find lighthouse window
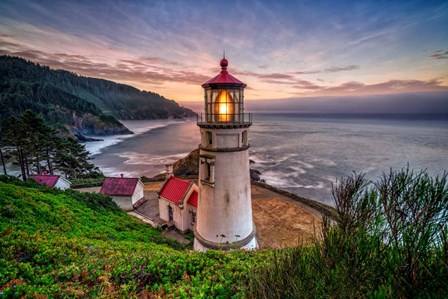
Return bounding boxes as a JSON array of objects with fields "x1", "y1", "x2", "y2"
[
  {"x1": 205, "y1": 162, "x2": 211, "y2": 180},
  {"x1": 206, "y1": 131, "x2": 213, "y2": 146},
  {"x1": 200, "y1": 155, "x2": 215, "y2": 185}
]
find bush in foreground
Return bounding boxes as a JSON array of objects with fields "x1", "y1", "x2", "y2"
[{"x1": 249, "y1": 169, "x2": 448, "y2": 298}]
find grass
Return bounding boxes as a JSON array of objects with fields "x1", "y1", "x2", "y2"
[{"x1": 0, "y1": 176, "x2": 268, "y2": 297}]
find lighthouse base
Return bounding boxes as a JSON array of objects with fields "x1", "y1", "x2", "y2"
[{"x1": 193, "y1": 227, "x2": 258, "y2": 251}]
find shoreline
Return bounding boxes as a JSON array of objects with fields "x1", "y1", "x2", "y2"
[{"x1": 84, "y1": 119, "x2": 187, "y2": 156}]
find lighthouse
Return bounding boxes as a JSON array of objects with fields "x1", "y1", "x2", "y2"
[{"x1": 194, "y1": 56, "x2": 257, "y2": 251}]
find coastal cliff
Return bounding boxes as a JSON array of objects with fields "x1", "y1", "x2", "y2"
[{"x1": 0, "y1": 56, "x2": 196, "y2": 137}]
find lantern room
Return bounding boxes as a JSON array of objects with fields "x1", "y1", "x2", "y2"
[{"x1": 198, "y1": 56, "x2": 252, "y2": 126}]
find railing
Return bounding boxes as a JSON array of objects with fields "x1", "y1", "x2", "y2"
[{"x1": 197, "y1": 113, "x2": 252, "y2": 126}]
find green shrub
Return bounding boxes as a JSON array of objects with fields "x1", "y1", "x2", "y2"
[{"x1": 248, "y1": 168, "x2": 448, "y2": 298}]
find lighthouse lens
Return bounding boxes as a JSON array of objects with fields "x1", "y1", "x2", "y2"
[{"x1": 215, "y1": 90, "x2": 234, "y2": 122}]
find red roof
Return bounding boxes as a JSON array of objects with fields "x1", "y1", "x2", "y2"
[
  {"x1": 158, "y1": 176, "x2": 191, "y2": 205},
  {"x1": 202, "y1": 58, "x2": 246, "y2": 88},
  {"x1": 100, "y1": 177, "x2": 139, "y2": 196},
  {"x1": 187, "y1": 190, "x2": 198, "y2": 208},
  {"x1": 29, "y1": 175, "x2": 60, "y2": 187}
]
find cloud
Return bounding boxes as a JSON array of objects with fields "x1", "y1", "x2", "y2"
[
  {"x1": 293, "y1": 70, "x2": 321, "y2": 75},
  {"x1": 324, "y1": 65, "x2": 360, "y2": 72},
  {"x1": 430, "y1": 50, "x2": 448, "y2": 60},
  {"x1": 233, "y1": 65, "x2": 359, "y2": 87},
  {"x1": 2, "y1": 39, "x2": 446, "y2": 99},
  {"x1": 0, "y1": 40, "x2": 210, "y2": 86},
  {"x1": 246, "y1": 91, "x2": 448, "y2": 114},
  {"x1": 309, "y1": 79, "x2": 448, "y2": 96}
]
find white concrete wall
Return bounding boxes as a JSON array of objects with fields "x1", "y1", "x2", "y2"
[
  {"x1": 159, "y1": 198, "x2": 187, "y2": 232},
  {"x1": 200, "y1": 127, "x2": 248, "y2": 149},
  {"x1": 176, "y1": 208, "x2": 187, "y2": 232},
  {"x1": 196, "y1": 127, "x2": 256, "y2": 249},
  {"x1": 187, "y1": 206, "x2": 197, "y2": 231},
  {"x1": 131, "y1": 181, "x2": 145, "y2": 205},
  {"x1": 159, "y1": 198, "x2": 169, "y2": 222},
  {"x1": 111, "y1": 195, "x2": 133, "y2": 211},
  {"x1": 181, "y1": 185, "x2": 198, "y2": 232}
]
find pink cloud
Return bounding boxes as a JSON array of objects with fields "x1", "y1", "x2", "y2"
[{"x1": 430, "y1": 50, "x2": 448, "y2": 60}]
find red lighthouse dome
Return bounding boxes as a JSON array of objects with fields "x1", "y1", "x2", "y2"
[{"x1": 202, "y1": 57, "x2": 246, "y2": 88}]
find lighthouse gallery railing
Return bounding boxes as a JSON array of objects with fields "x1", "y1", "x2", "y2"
[{"x1": 196, "y1": 113, "x2": 252, "y2": 126}]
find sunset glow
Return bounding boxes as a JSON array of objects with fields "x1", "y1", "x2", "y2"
[{"x1": 0, "y1": 0, "x2": 447, "y2": 103}]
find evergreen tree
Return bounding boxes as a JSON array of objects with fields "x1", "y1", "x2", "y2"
[
  {"x1": 53, "y1": 137, "x2": 101, "y2": 179},
  {"x1": 3, "y1": 116, "x2": 28, "y2": 179},
  {"x1": 2, "y1": 110, "x2": 102, "y2": 180}
]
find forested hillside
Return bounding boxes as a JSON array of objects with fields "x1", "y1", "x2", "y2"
[{"x1": 0, "y1": 56, "x2": 195, "y2": 136}]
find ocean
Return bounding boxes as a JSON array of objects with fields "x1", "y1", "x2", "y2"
[{"x1": 87, "y1": 114, "x2": 448, "y2": 206}]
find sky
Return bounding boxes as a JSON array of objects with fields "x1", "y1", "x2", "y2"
[{"x1": 0, "y1": 0, "x2": 447, "y2": 104}]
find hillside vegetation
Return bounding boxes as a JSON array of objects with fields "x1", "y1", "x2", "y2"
[
  {"x1": 0, "y1": 176, "x2": 266, "y2": 297},
  {"x1": 1, "y1": 168, "x2": 447, "y2": 298},
  {"x1": 0, "y1": 56, "x2": 195, "y2": 135}
]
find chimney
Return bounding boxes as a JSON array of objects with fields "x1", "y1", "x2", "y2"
[
  {"x1": 120, "y1": 173, "x2": 124, "y2": 178},
  {"x1": 165, "y1": 164, "x2": 173, "y2": 179}
]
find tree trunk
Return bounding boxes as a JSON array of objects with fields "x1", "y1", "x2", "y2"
[
  {"x1": 36, "y1": 155, "x2": 41, "y2": 174},
  {"x1": 46, "y1": 148, "x2": 53, "y2": 174},
  {"x1": 0, "y1": 148, "x2": 7, "y2": 175},
  {"x1": 24, "y1": 151, "x2": 30, "y2": 177},
  {"x1": 18, "y1": 148, "x2": 26, "y2": 180}
]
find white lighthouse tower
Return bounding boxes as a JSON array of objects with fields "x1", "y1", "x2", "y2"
[{"x1": 194, "y1": 56, "x2": 257, "y2": 251}]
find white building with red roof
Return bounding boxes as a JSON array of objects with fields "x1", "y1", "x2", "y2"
[
  {"x1": 29, "y1": 174, "x2": 71, "y2": 190},
  {"x1": 157, "y1": 176, "x2": 198, "y2": 233},
  {"x1": 100, "y1": 174, "x2": 145, "y2": 211}
]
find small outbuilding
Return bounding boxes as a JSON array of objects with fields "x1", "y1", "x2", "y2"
[
  {"x1": 29, "y1": 174, "x2": 71, "y2": 190},
  {"x1": 100, "y1": 174, "x2": 145, "y2": 211},
  {"x1": 158, "y1": 176, "x2": 198, "y2": 233}
]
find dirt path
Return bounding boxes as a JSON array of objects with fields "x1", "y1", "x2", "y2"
[{"x1": 251, "y1": 185, "x2": 322, "y2": 249}]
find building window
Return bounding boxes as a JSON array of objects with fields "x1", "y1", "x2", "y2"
[
  {"x1": 200, "y1": 156, "x2": 215, "y2": 185},
  {"x1": 242, "y1": 130, "x2": 248, "y2": 146},
  {"x1": 191, "y1": 211, "x2": 196, "y2": 224},
  {"x1": 168, "y1": 205, "x2": 173, "y2": 222},
  {"x1": 206, "y1": 131, "x2": 213, "y2": 146}
]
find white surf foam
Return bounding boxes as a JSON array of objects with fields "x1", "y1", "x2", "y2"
[{"x1": 84, "y1": 120, "x2": 182, "y2": 156}]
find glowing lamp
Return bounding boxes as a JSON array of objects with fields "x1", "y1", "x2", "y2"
[{"x1": 215, "y1": 90, "x2": 234, "y2": 122}]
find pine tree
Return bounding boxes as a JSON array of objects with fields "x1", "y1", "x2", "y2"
[
  {"x1": 2, "y1": 116, "x2": 27, "y2": 179},
  {"x1": 2, "y1": 110, "x2": 102, "y2": 180},
  {"x1": 53, "y1": 137, "x2": 101, "y2": 179}
]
